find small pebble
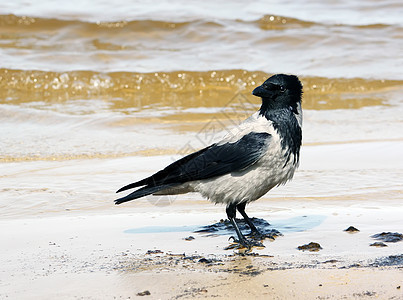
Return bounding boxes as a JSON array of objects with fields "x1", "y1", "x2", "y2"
[
  {"x1": 344, "y1": 226, "x2": 360, "y2": 233},
  {"x1": 198, "y1": 258, "x2": 212, "y2": 264},
  {"x1": 146, "y1": 249, "x2": 163, "y2": 254},
  {"x1": 297, "y1": 242, "x2": 322, "y2": 252},
  {"x1": 369, "y1": 242, "x2": 388, "y2": 247},
  {"x1": 323, "y1": 259, "x2": 338, "y2": 264},
  {"x1": 184, "y1": 236, "x2": 195, "y2": 241},
  {"x1": 136, "y1": 290, "x2": 151, "y2": 296}
]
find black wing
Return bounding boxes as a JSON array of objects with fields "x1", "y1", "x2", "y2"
[{"x1": 115, "y1": 132, "x2": 271, "y2": 204}]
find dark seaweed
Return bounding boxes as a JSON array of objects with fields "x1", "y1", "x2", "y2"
[
  {"x1": 371, "y1": 232, "x2": 403, "y2": 243},
  {"x1": 369, "y1": 255, "x2": 403, "y2": 267},
  {"x1": 194, "y1": 217, "x2": 282, "y2": 240}
]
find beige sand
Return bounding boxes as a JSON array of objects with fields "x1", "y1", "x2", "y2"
[{"x1": 2, "y1": 253, "x2": 402, "y2": 299}]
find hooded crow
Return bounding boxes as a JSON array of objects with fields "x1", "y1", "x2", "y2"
[{"x1": 115, "y1": 74, "x2": 303, "y2": 250}]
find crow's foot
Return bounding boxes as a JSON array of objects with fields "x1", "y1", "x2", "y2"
[{"x1": 224, "y1": 236, "x2": 265, "y2": 253}]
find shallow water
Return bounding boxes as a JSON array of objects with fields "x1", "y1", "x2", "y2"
[{"x1": 1, "y1": 0, "x2": 403, "y2": 219}]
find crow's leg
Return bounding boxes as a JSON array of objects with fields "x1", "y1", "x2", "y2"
[
  {"x1": 237, "y1": 202, "x2": 273, "y2": 241},
  {"x1": 236, "y1": 202, "x2": 258, "y2": 234},
  {"x1": 226, "y1": 203, "x2": 249, "y2": 248},
  {"x1": 226, "y1": 203, "x2": 264, "y2": 250}
]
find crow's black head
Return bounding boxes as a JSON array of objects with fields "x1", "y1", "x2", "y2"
[{"x1": 252, "y1": 74, "x2": 302, "y2": 111}]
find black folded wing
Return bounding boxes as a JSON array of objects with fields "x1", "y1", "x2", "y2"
[{"x1": 115, "y1": 131, "x2": 271, "y2": 204}]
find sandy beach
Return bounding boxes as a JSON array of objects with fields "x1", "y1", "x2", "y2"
[{"x1": 1, "y1": 197, "x2": 402, "y2": 299}]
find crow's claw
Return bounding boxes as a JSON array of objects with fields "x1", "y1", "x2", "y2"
[{"x1": 225, "y1": 237, "x2": 265, "y2": 252}]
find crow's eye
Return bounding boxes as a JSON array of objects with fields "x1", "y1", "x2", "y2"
[{"x1": 279, "y1": 85, "x2": 285, "y2": 92}]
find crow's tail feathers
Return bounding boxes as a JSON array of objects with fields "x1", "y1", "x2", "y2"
[
  {"x1": 116, "y1": 178, "x2": 149, "y2": 193},
  {"x1": 114, "y1": 184, "x2": 174, "y2": 205}
]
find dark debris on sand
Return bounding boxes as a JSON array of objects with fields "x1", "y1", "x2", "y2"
[
  {"x1": 370, "y1": 242, "x2": 388, "y2": 247},
  {"x1": 174, "y1": 287, "x2": 209, "y2": 299},
  {"x1": 146, "y1": 249, "x2": 164, "y2": 255},
  {"x1": 371, "y1": 232, "x2": 403, "y2": 243},
  {"x1": 297, "y1": 242, "x2": 322, "y2": 252},
  {"x1": 344, "y1": 226, "x2": 360, "y2": 233},
  {"x1": 194, "y1": 217, "x2": 282, "y2": 241},
  {"x1": 369, "y1": 254, "x2": 403, "y2": 267},
  {"x1": 137, "y1": 290, "x2": 151, "y2": 296}
]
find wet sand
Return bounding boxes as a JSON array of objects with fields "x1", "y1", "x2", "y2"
[{"x1": 1, "y1": 197, "x2": 402, "y2": 299}]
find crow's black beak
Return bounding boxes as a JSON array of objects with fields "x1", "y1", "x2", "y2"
[{"x1": 252, "y1": 86, "x2": 267, "y2": 98}]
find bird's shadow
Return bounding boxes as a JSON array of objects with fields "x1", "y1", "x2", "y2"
[{"x1": 124, "y1": 215, "x2": 326, "y2": 237}]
